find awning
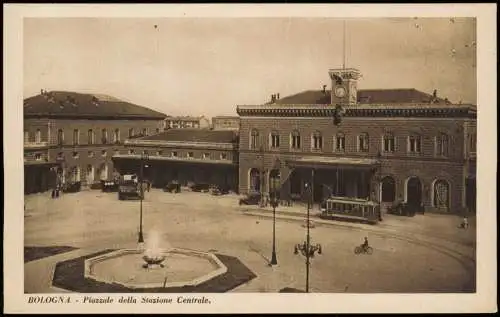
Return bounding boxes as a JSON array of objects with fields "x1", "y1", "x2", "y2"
[{"x1": 286, "y1": 156, "x2": 379, "y2": 169}]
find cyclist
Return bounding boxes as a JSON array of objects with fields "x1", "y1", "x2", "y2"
[{"x1": 361, "y1": 237, "x2": 369, "y2": 251}]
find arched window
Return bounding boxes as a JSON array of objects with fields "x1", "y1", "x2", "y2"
[
  {"x1": 250, "y1": 129, "x2": 259, "y2": 150},
  {"x1": 129, "y1": 128, "x2": 135, "y2": 138},
  {"x1": 101, "y1": 129, "x2": 108, "y2": 144},
  {"x1": 270, "y1": 130, "x2": 280, "y2": 149},
  {"x1": 358, "y1": 133, "x2": 369, "y2": 152},
  {"x1": 381, "y1": 176, "x2": 396, "y2": 203},
  {"x1": 249, "y1": 168, "x2": 261, "y2": 192},
  {"x1": 312, "y1": 131, "x2": 323, "y2": 150},
  {"x1": 57, "y1": 129, "x2": 64, "y2": 145},
  {"x1": 433, "y1": 179, "x2": 450, "y2": 209},
  {"x1": 88, "y1": 129, "x2": 94, "y2": 145},
  {"x1": 408, "y1": 133, "x2": 422, "y2": 153},
  {"x1": 335, "y1": 133, "x2": 345, "y2": 152},
  {"x1": 436, "y1": 133, "x2": 449, "y2": 156},
  {"x1": 142, "y1": 128, "x2": 148, "y2": 136},
  {"x1": 24, "y1": 131, "x2": 29, "y2": 143},
  {"x1": 290, "y1": 130, "x2": 301, "y2": 149},
  {"x1": 383, "y1": 133, "x2": 395, "y2": 153}
]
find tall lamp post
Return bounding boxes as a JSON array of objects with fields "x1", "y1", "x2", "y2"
[
  {"x1": 138, "y1": 152, "x2": 149, "y2": 244},
  {"x1": 294, "y1": 170, "x2": 322, "y2": 292},
  {"x1": 269, "y1": 165, "x2": 280, "y2": 266}
]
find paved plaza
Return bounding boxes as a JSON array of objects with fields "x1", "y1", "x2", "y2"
[{"x1": 24, "y1": 189, "x2": 476, "y2": 293}]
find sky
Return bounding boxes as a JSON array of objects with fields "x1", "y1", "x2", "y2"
[{"x1": 24, "y1": 17, "x2": 477, "y2": 117}]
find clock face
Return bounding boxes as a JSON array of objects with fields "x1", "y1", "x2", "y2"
[{"x1": 335, "y1": 86, "x2": 346, "y2": 98}]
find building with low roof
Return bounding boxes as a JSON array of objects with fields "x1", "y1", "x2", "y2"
[
  {"x1": 112, "y1": 128, "x2": 239, "y2": 191},
  {"x1": 23, "y1": 90, "x2": 166, "y2": 194},
  {"x1": 211, "y1": 116, "x2": 240, "y2": 131},
  {"x1": 164, "y1": 115, "x2": 211, "y2": 129}
]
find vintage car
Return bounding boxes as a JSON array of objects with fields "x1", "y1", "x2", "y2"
[
  {"x1": 164, "y1": 181, "x2": 181, "y2": 193},
  {"x1": 117, "y1": 174, "x2": 143, "y2": 200},
  {"x1": 238, "y1": 193, "x2": 262, "y2": 206},
  {"x1": 62, "y1": 181, "x2": 81, "y2": 193},
  {"x1": 211, "y1": 184, "x2": 231, "y2": 196},
  {"x1": 101, "y1": 179, "x2": 119, "y2": 192},
  {"x1": 190, "y1": 183, "x2": 211, "y2": 193}
]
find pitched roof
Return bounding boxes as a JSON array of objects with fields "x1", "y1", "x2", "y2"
[
  {"x1": 23, "y1": 91, "x2": 167, "y2": 119},
  {"x1": 141, "y1": 128, "x2": 238, "y2": 144},
  {"x1": 270, "y1": 88, "x2": 451, "y2": 105}
]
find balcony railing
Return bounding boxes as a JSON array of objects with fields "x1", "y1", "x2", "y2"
[{"x1": 24, "y1": 141, "x2": 49, "y2": 149}]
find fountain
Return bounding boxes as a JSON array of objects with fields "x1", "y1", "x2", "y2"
[{"x1": 142, "y1": 230, "x2": 167, "y2": 269}]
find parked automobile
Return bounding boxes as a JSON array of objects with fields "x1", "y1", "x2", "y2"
[
  {"x1": 190, "y1": 183, "x2": 211, "y2": 192},
  {"x1": 117, "y1": 174, "x2": 143, "y2": 200},
  {"x1": 101, "y1": 180, "x2": 118, "y2": 192},
  {"x1": 239, "y1": 193, "x2": 262, "y2": 206},
  {"x1": 211, "y1": 184, "x2": 230, "y2": 196},
  {"x1": 62, "y1": 181, "x2": 81, "y2": 193},
  {"x1": 164, "y1": 181, "x2": 181, "y2": 193}
]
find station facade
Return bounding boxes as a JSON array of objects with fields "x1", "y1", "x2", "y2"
[{"x1": 236, "y1": 68, "x2": 477, "y2": 214}]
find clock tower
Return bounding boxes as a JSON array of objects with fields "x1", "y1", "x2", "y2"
[{"x1": 328, "y1": 68, "x2": 362, "y2": 106}]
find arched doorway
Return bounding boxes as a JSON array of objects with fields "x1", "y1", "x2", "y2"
[
  {"x1": 380, "y1": 176, "x2": 396, "y2": 203},
  {"x1": 249, "y1": 168, "x2": 260, "y2": 193},
  {"x1": 433, "y1": 179, "x2": 450, "y2": 210},
  {"x1": 406, "y1": 176, "x2": 422, "y2": 208},
  {"x1": 269, "y1": 169, "x2": 280, "y2": 199}
]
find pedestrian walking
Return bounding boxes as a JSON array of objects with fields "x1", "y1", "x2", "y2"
[{"x1": 461, "y1": 216, "x2": 469, "y2": 229}]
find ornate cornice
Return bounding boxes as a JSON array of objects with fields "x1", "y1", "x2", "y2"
[{"x1": 236, "y1": 104, "x2": 477, "y2": 118}]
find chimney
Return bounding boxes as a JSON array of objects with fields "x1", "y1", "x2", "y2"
[
  {"x1": 271, "y1": 94, "x2": 276, "y2": 103},
  {"x1": 322, "y1": 85, "x2": 327, "y2": 94},
  {"x1": 433, "y1": 89, "x2": 437, "y2": 99},
  {"x1": 276, "y1": 93, "x2": 280, "y2": 100}
]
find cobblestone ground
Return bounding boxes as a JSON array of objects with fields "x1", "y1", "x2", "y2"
[{"x1": 24, "y1": 189, "x2": 475, "y2": 293}]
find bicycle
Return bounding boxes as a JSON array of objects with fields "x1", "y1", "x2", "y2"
[{"x1": 354, "y1": 245, "x2": 373, "y2": 255}]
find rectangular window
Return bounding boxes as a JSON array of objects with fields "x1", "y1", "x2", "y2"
[
  {"x1": 383, "y1": 135, "x2": 395, "y2": 153},
  {"x1": 88, "y1": 130, "x2": 94, "y2": 145},
  {"x1": 358, "y1": 134, "x2": 369, "y2": 152},
  {"x1": 335, "y1": 135, "x2": 345, "y2": 151},
  {"x1": 171, "y1": 151, "x2": 178, "y2": 158},
  {"x1": 187, "y1": 152, "x2": 194, "y2": 158},
  {"x1": 101, "y1": 150, "x2": 107, "y2": 157},
  {"x1": 271, "y1": 134, "x2": 280, "y2": 148},
  {"x1": 73, "y1": 151, "x2": 79, "y2": 159},
  {"x1": 408, "y1": 135, "x2": 421, "y2": 153},
  {"x1": 35, "y1": 153, "x2": 42, "y2": 161},
  {"x1": 102, "y1": 129, "x2": 108, "y2": 144},
  {"x1": 220, "y1": 153, "x2": 227, "y2": 160},
  {"x1": 436, "y1": 134, "x2": 449, "y2": 156},
  {"x1": 469, "y1": 133, "x2": 476, "y2": 153},
  {"x1": 250, "y1": 133, "x2": 259, "y2": 150},
  {"x1": 203, "y1": 153, "x2": 210, "y2": 159},
  {"x1": 57, "y1": 130, "x2": 64, "y2": 145},
  {"x1": 114, "y1": 129, "x2": 120, "y2": 143},
  {"x1": 291, "y1": 135, "x2": 301, "y2": 149},
  {"x1": 73, "y1": 129, "x2": 79, "y2": 145},
  {"x1": 88, "y1": 151, "x2": 94, "y2": 158}
]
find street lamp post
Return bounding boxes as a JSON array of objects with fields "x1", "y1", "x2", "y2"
[
  {"x1": 294, "y1": 170, "x2": 322, "y2": 293},
  {"x1": 138, "y1": 153, "x2": 149, "y2": 244},
  {"x1": 269, "y1": 173, "x2": 279, "y2": 266}
]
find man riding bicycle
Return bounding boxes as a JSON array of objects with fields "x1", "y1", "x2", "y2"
[{"x1": 361, "y1": 237, "x2": 369, "y2": 250}]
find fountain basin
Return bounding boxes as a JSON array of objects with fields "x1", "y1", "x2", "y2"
[{"x1": 84, "y1": 248, "x2": 227, "y2": 289}]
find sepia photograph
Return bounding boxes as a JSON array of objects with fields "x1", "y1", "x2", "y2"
[{"x1": 4, "y1": 3, "x2": 497, "y2": 314}]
